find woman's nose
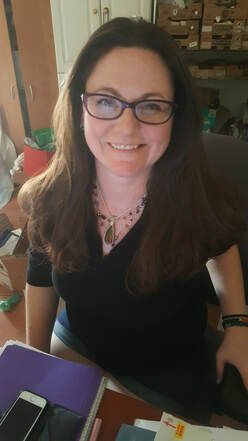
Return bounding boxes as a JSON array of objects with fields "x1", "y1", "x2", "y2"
[{"x1": 116, "y1": 107, "x2": 140, "y2": 133}]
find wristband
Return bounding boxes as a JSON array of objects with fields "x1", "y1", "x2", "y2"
[
  {"x1": 222, "y1": 314, "x2": 248, "y2": 319},
  {"x1": 222, "y1": 316, "x2": 248, "y2": 330}
]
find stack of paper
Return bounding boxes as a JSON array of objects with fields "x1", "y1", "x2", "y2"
[{"x1": 133, "y1": 413, "x2": 248, "y2": 441}]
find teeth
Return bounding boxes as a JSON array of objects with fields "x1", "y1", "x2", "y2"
[{"x1": 110, "y1": 143, "x2": 140, "y2": 150}]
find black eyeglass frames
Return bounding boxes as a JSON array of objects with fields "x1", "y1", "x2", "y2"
[{"x1": 81, "y1": 93, "x2": 177, "y2": 125}]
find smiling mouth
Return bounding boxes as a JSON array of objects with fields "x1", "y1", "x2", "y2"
[{"x1": 108, "y1": 142, "x2": 144, "y2": 151}]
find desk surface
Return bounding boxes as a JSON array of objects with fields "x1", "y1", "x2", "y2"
[
  {"x1": 97, "y1": 389, "x2": 161, "y2": 441},
  {"x1": 97, "y1": 389, "x2": 248, "y2": 441}
]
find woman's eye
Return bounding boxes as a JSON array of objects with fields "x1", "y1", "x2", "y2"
[
  {"x1": 97, "y1": 97, "x2": 116, "y2": 107},
  {"x1": 140, "y1": 102, "x2": 164, "y2": 113}
]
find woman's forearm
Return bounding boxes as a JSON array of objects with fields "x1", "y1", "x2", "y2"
[
  {"x1": 206, "y1": 244, "x2": 247, "y2": 315},
  {"x1": 25, "y1": 283, "x2": 59, "y2": 352}
]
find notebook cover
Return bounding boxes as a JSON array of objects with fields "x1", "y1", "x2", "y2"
[{"x1": 0, "y1": 343, "x2": 103, "y2": 422}]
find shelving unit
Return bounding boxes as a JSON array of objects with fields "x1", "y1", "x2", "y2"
[
  {"x1": 181, "y1": 49, "x2": 248, "y2": 63},
  {"x1": 181, "y1": 50, "x2": 248, "y2": 82},
  {"x1": 179, "y1": 49, "x2": 248, "y2": 117},
  {"x1": 152, "y1": 1, "x2": 248, "y2": 138}
]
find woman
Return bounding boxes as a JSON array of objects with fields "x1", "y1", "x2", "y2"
[{"x1": 19, "y1": 18, "x2": 247, "y2": 417}]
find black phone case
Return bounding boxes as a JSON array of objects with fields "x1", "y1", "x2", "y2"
[{"x1": 27, "y1": 403, "x2": 83, "y2": 441}]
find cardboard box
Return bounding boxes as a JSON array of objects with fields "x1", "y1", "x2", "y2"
[
  {"x1": 242, "y1": 33, "x2": 248, "y2": 49},
  {"x1": 203, "y1": 0, "x2": 248, "y2": 20},
  {"x1": 175, "y1": 33, "x2": 199, "y2": 49},
  {"x1": 0, "y1": 222, "x2": 28, "y2": 294},
  {"x1": 213, "y1": 65, "x2": 226, "y2": 79},
  {"x1": 201, "y1": 19, "x2": 245, "y2": 34},
  {"x1": 159, "y1": 19, "x2": 200, "y2": 35},
  {"x1": 199, "y1": 68, "x2": 214, "y2": 79},
  {"x1": 157, "y1": 2, "x2": 202, "y2": 21},
  {"x1": 230, "y1": 33, "x2": 243, "y2": 48},
  {"x1": 200, "y1": 31, "x2": 242, "y2": 49},
  {"x1": 226, "y1": 64, "x2": 243, "y2": 78}
]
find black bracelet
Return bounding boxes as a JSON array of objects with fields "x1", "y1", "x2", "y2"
[
  {"x1": 223, "y1": 321, "x2": 248, "y2": 329},
  {"x1": 222, "y1": 317, "x2": 248, "y2": 329},
  {"x1": 222, "y1": 314, "x2": 248, "y2": 319}
]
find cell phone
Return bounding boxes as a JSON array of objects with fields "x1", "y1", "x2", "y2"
[{"x1": 0, "y1": 390, "x2": 47, "y2": 441}]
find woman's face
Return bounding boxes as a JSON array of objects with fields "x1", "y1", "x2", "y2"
[{"x1": 83, "y1": 47, "x2": 175, "y2": 179}]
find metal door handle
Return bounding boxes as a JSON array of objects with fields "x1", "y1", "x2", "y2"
[
  {"x1": 102, "y1": 7, "x2": 109, "y2": 23},
  {"x1": 29, "y1": 85, "x2": 34, "y2": 101},
  {"x1": 10, "y1": 85, "x2": 15, "y2": 99}
]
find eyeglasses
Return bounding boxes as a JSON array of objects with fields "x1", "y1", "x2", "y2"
[{"x1": 81, "y1": 93, "x2": 177, "y2": 125}]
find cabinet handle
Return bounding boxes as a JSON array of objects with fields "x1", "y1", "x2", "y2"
[
  {"x1": 102, "y1": 7, "x2": 109, "y2": 23},
  {"x1": 29, "y1": 85, "x2": 34, "y2": 101},
  {"x1": 10, "y1": 85, "x2": 15, "y2": 99}
]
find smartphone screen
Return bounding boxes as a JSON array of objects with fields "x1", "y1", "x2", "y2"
[{"x1": 0, "y1": 392, "x2": 47, "y2": 441}]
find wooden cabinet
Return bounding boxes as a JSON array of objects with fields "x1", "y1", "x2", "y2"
[
  {"x1": 0, "y1": 0, "x2": 58, "y2": 153},
  {"x1": 12, "y1": 0, "x2": 58, "y2": 131},
  {"x1": 0, "y1": 0, "x2": 25, "y2": 153},
  {"x1": 50, "y1": 0, "x2": 153, "y2": 81}
]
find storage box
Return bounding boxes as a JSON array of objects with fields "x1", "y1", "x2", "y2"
[
  {"x1": 175, "y1": 33, "x2": 199, "y2": 49},
  {"x1": 0, "y1": 223, "x2": 28, "y2": 294},
  {"x1": 242, "y1": 32, "x2": 248, "y2": 48},
  {"x1": 230, "y1": 33, "x2": 243, "y2": 49},
  {"x1": 213, "y1": 65, "x2": 226, "y2": 79},
  {"x1": 201, "y1": 19, "x2": 245, "y2": 34},
  {"x1": 226, "y1": 64, "x2": 243, "y2": 78},
  {"x1": 160, "y1": 19, "x2": 200, "y2": 35},
  {"x1": 190, "y1": 66, "x2": 217, "y2": 79},
  {"x1": 203, "y1": 0, "x2": 248, "y2": 20},
  {"x1": 157, "y1": 2, "x2": 203, "y2": 20},
  {"x1": 200, "y1": 31, "x2": 242, "y2": 49}
]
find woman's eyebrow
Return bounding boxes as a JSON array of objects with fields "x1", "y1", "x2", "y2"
[{"x1": 93, "y1": 87, "x2": 168, "y2": 100}]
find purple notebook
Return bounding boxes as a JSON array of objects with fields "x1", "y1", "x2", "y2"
[{"x1": 0, "y1": 343, "x2": 104, "y2": 422}]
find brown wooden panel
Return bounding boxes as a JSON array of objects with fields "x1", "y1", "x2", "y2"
[
  {"x1": 0, "y1": 0, "x2": 25, "y2": 153},
  {"x1": 12, "y1": 0, "x2": 58, "y2": 131}
]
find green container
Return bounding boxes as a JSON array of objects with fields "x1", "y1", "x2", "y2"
[{"x1": 31, "y1": 128, "x2": 55, "y2": 151}]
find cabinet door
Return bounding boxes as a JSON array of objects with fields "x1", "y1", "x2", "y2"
[
  {"x1": 11, "y1": 0, "x2": 58, "y2": 131},
  {"x1": 50, "y1": 0, "x2": 101, "y2": 77},
  {"x1": 0, "y1": 0, "x2": 25, "y2": 153},
  {"x1": 101, "y1": 0, "x2": 152, "y2": 23}
]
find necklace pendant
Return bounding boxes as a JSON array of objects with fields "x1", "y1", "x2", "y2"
[{"x1": 104, "y1": 221, "x2": 116, "y2": 245}]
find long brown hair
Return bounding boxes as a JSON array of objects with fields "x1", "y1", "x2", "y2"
[{"x1": 19, "y1": 18, "x2": 245, "y2": 293}]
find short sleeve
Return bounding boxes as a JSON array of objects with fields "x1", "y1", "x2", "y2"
[
  {"x1": 208, "y1": 240, "x2": 237, "y2": 260},
  {"x1": 27, "y1": 247, "x2": 53, "y2": 287}
]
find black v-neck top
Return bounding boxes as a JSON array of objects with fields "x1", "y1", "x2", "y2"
[{"x1": 27, "y1": 220, "x2": 220, "y2": 373}]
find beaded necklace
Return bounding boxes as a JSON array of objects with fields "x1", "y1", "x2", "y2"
[{"x1": 93, "y1": 185, "x2": 147, "y2": 247}]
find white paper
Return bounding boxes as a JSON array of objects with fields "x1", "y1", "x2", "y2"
[
  {"x1": 0, "y1": 228, "x2": 22, "y2": 256},
  {"x1": 134, "y1": 418, "x2": 161, "y2": 432},
  {"x1": 154, "y1": 412, "x2": 248, "y2": 441}
]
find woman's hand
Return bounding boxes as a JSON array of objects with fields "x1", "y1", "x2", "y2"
[{"x1": 216, "y1": 326, "x2": 248, "y2": 390}]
